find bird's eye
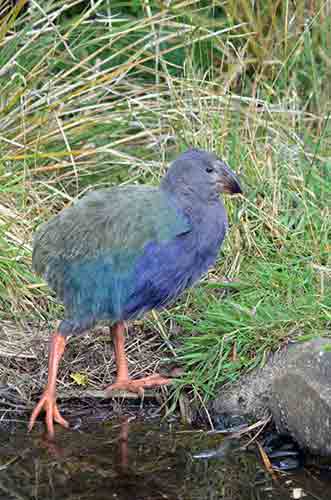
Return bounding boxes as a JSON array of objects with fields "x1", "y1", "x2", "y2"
[{"x1": 206, "y1": 166, "x2": 214, "y2": 173}]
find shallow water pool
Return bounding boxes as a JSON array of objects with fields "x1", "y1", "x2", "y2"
[{"x1": 0, "y1": 417, "x2": 330, "y2": 500}]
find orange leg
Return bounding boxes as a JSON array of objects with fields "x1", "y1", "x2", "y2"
[
  {"x1": 28, "y1": 332, "x2": 69, "y2": 439},
  {"x1": 105, "y1": 321, "x2": 171, "y2": 396}
]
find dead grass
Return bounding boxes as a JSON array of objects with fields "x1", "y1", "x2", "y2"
[{"x1": 0, "y1": 319, "x2": 176, "y2": 409}]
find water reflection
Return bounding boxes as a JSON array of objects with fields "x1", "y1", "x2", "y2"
[{"x1": 0, "y1": 417, "x2": 328, "y2": 500}]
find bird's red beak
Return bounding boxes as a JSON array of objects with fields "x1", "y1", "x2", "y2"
[{"x1": 215, "y1": 161, "x2": 242, "y2": 195}]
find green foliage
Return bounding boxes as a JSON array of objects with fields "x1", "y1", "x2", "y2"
[
  {"x1": 172, "y1": 256, "x2": 330, "y2": 398},
  {"x1": 0, "y1": 0, "x2": 330, "y2": 401}
]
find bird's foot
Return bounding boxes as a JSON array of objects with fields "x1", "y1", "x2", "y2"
[
  {"x1": 28, "y1": 390, "x2": 69, "y2": 439},
  {"x1": 105, "y1": 374, "x2": 171, "y2": 397}
]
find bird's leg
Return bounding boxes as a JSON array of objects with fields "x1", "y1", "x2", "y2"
[
  {"x1": 28, "y1": 331, "x2": 69, "y2": 439},
  {"x1": 112, "y1": 321, "x2": 130, "y2": 381},
  {"x1": 105, "y1": 321, "x2": 171, "y2": 396}
]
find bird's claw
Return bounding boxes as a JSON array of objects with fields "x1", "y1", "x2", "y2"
[
  {"x1": 28, "y1": 390, "x2": 69, "y2": 439},
  {"x1": 105, "y1": 374, "x2": 171, "y2": 397}
]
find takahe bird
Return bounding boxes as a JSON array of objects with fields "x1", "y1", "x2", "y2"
[{"x1": 29, "y1": 148, "x2": 241, "y2": 437}]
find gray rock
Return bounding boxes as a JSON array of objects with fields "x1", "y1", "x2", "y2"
[{"x1": 212, "y1": 338, "x2": 331, "y2": 455}]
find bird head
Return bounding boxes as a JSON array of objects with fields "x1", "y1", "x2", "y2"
[{"x1": 162, "y1": 148, "x2": 242, "y2": 201}]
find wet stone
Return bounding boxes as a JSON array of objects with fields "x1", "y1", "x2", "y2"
[
  {"x1": 270, "y1": 339, "x2": 331, "y2": 455},
  {"x1": 212, "y1": 338, "x2": 331, "y2": 456}
]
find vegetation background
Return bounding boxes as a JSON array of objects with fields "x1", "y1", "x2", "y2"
[{"x1": 0, "y1": 0, "x2": 330, "y2": 412}]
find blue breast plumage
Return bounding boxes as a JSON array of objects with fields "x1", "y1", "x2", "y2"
[{"x1": 32, "y1": 152, "x2": 231, "y2": 336}]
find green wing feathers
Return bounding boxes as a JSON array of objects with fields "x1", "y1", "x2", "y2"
[{"x1": 32, "y1": 186, "x2": 191, "y2": 280}]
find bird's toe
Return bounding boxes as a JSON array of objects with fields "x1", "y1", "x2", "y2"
[
  {"x1": 28, "y1": 391, "x2": 68, "y2": 439},
  {"x1": 105, "y1": 373, "x2": 171, "y2": 396}
]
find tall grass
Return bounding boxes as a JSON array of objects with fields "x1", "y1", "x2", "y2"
[{"x1": 0, "y1": 0, "x2": 330, "y2": 401}]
